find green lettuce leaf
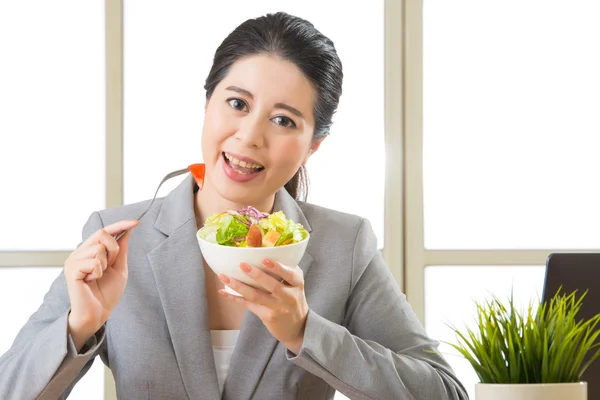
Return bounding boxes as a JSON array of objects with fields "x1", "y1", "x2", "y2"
[
  {"x1": 258, "y1": 211, "x2": 308, "y2": 246},
  {"x1": 198, "y1": 208, "x2": 308, "y2": 247},
  {"x1": 198, "y1": 212, "x2": 250, "y2": 246}
]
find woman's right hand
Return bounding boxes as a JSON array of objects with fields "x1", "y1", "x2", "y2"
[{"x1": 64, "y1": 220, "x2": 139, "y2": 351}]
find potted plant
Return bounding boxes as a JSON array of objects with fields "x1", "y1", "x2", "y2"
[{"x1": 449, "y1": 290, "x2": 600, "y2": 400}]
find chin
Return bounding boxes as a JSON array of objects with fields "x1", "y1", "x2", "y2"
[{"x1": 214, "y1": 181, "x2": 264, "y2": 207}]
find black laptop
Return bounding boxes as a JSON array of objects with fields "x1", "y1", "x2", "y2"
[{"x1": 543, "y1": 253, "x2": 600, "y2": 399}]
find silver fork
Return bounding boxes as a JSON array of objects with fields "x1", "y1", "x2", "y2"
[{"x1": 113, "y1": 167, "x2": 190, "y2": 242}]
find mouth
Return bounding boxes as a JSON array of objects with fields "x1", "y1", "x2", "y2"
[{"x1": 222, "y1": 152, "x2": 265, "y2": 175}]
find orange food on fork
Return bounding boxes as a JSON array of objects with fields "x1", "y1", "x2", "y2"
[{"x1": 188, "y1": 163, "x2": 206, "y2": 190}]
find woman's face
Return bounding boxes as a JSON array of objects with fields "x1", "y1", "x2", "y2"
[{"x1": 201, "y1": 54, "x2": 319, "y2": 206}]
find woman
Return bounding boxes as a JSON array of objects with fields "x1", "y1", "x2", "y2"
[{"x1": 0, "y1": 12, "x2": 467, "y2": 400}]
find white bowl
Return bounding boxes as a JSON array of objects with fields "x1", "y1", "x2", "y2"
[{"x1": 196, "y1": 232, "x2": 310, "y2": 297}]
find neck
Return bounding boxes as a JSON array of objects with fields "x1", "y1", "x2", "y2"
[{"x1": 194, "y1": 182, "x2": 276, "y2": 228}]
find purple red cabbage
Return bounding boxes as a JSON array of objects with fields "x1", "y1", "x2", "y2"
[{"x1": 234, "y1": 206, "x2": 269, "y2": 224}]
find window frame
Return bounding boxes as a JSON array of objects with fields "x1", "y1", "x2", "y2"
[{"x1": 405, "y1": 0, "x2": 600, "y2": 326}]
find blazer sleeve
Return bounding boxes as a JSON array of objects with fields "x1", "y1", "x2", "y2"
[
  {"x1": 286, "y1": 218, "x2": 469, "y2": 400},
  {"x1": 0, "y1": 212, "x2": 109, "y2": 400}
]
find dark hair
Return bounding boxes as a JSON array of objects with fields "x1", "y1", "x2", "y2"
[{"x1": 204, "y1": 12, "x2": 343, "y2": 201}]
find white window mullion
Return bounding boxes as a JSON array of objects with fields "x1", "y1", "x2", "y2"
[
  {"x1": 404, "y1": 0, "x2": 425, "y2": 323},
  {"x1": 424, "y1": 249, "x2": 600, "y2": 267},
  {"x1": 104, "y1": 0, "x2": 123, "y2": 398},
  {"x1": 0, "y1": 252, "x2": 71, "y2": 267},
  {"x1": 383, "y1": 0, "x2": 405, "y2": 289}
]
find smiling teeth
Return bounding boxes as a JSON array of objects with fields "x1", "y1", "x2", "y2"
[{"x1": 224, "y1": 152, "x2": 263, "y2": 169}]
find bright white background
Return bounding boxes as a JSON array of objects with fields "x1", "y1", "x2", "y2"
[
  {"x1": 0, "y1": 1, "x2": 106, "y2": 251},
  {"x1": 423, "y1": 0, "x2": 600, "y2": 250},
  {"x1": 423, "y1": 1, "x2": 600, "y2": 399},
  {"x1": 0, "y1": 1, "x2": 105, "y2": 399}
]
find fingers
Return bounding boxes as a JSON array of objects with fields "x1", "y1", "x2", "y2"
[
  {"x1": 66, "y1": 219, "x2": 138, "y2": 282},
  {"x1": 96, "y1": 229, "x2": 120, "y2": 266},
  {"x1": 68, "y1": 258, "x2": 104, "y2": 282},
  {"x1": 261, "y1": 260, "x2": 304, "y2": 288},
  {"x1": 93, "y1": 243, "x2": 108, "y2": 273},
  {"x1": 83, "y1": 220, "x2": 138, "y2": 267},
  {"x1": 231, "y1": 261, "x2": 304, "y2": 303},
  {"x1": 218, "y1": 274, "x2": 279, "y2": 309},
  {"x1": 102, "y1": 220, "x2": 139, "y2": 237},
  {"x1": 238, "y1": 262, "x2": 282, "y2": 294},
  {"x1": 111, "y1": 229, "x2": 132, "y2": 275},
  {"x1": 77, "y1": 242, "x2": 107, "y2": 269},
  {"x1": 83, "y1": 258, "x2": 105, "y2": 282},
  {"x1": 218, "y1": 289, "x2": 270, "y2": 315}
]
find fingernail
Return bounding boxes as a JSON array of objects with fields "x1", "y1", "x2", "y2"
[
  {"x1": 219, "y1": 274, "x2": 230, "y2": 284},
  {"x1": 240, "y1": 263, "x2": 252, "y2": 273},
  {"x1": 263, "y1": 259, "x2": 274, "y2": 268}
]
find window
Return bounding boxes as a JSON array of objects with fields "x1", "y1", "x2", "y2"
[
  {"x1": 405, "y1": 1, "x2": 600, "y2": 399},
  {"x1": 423, "y1": 0, "x2": 600, "y2": 250},
  {"x1": 0, "y1": 1, "x2": 105, "y2": 251},
  {"x1": 0, "y1": 1, "x2": 105, "y2": 399}
]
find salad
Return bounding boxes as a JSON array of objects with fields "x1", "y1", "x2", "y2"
[{"x1": 198, "y1": 206, "x2": 309, "y2": 247}]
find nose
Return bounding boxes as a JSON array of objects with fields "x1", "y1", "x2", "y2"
[{"x1": 234, "y1": 115, "x2": 266, "y2": 148}]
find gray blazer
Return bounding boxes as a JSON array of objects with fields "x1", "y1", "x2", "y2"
[{"x1": 0, "y1": 174, "x2": 468, "y2": 400}]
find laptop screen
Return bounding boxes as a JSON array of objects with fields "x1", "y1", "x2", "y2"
[{"x1": 543, "y1": 253, "x2": 600, "y2": 398}]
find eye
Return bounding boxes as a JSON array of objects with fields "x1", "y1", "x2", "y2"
[
  {"x1": 272, "y1": 115, "x2": 297, "y2": 129},
  {"x1": 227, "y1": 98, "x2": 248, "y2": 112}
]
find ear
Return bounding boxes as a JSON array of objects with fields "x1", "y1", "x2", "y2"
[{"x1": 302, "y1": 138, "x2": 325, "y2": 166}]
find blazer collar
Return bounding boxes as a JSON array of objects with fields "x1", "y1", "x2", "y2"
[
  {"x1": 153, "y1": 174, "x2": 197, "y2": 237},
  {"x1": 154, "y1": 173, "x2": 312, "y2": 237},
  {"x1": 148, "y1": 172, "x2": 314, "y2": 400}
]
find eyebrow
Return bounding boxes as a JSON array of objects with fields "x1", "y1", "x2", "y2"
[{"x1": 225, "y1": 85, "x2": 305, "y2": 119}]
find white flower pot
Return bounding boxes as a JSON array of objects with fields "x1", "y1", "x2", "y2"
[{"x1": 475, "y1": 382, "x2": 587, "y2": 400}]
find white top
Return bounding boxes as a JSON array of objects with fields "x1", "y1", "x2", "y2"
[{"x1": 210, "y1": 330, "x2": 241, "y2": 394}]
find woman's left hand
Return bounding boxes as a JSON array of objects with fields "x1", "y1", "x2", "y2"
[{"x1": 218, "y1": 259, "x2": 308, "y2": 355}]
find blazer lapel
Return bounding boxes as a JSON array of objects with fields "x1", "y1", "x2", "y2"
[
  {"x1": 222, "y1": 189, "x2": 314, "y2": 400},
  {"x1": 147, "y1": 174, "x2": 221, "y2": 400}
]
